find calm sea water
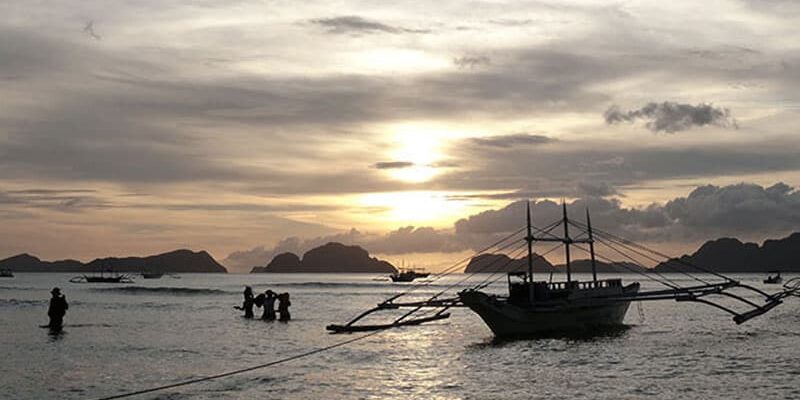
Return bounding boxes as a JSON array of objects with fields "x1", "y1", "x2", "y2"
[{"x1": 1, "y1": 272, "x2": 798, "y2": 400}]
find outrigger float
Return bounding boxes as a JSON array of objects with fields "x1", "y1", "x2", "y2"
[{"x1": 327, "y1": 202, "x2": 800, "y2": 338}]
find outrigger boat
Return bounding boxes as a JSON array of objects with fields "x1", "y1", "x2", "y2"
[
  {"x1": 141, "y1": 272, "x2": 165, "y2": 279},
  {"x1": 764, "y1": 271, "x2": 782, "y2": 284},
  {"x1": 70, "y1": 269, "x2": 134, "y2": 283},
  {"x1": 390, "y1": 268, "x2": 430, "y2": 282},
  {"x1": 328, "y1": 201, "x2": 800, "y2": 338}
]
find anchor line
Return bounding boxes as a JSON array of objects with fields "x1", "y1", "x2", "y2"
[{"x1": 93, "y1": 329, "x2": 385, "y2": 400}]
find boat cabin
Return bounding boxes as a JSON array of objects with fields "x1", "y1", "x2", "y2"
[{"x1": 506, "y1": 271, "x2": 625, "y2": 306}]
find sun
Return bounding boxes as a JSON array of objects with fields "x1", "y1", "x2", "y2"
[{"x1": 386, "y1": 127, "x2": 444, "y2": 183}]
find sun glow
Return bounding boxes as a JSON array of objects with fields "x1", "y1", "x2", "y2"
[
  {"x1": 358, "y1": 191, "x2": 469, "y2": 227},
  {"x1": 386, "y1": 126, "x2": 447, "y2": 183}
]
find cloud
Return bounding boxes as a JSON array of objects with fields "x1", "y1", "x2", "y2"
[
  {"x1": 374, "y1": 161, "x2": 414, "y2": 169},
  {"x1": 309, "y1": 16, "x2": 430, "y2": 35},
  {"x1": 226, "y1": 182, "x2": 800, "y2": 270},
  {"x1": 0, "y1": 188, "x2": 110, "y2": 211},
  {"x1": 82, "y1": 21, "x2": 101, "y2": 40},
  {"x1": 470, "y1": 134, "x2": 555, "y2": 148},
  {"x1": 663, "y1": 182, "x2": 800, "y2": 234},
  {"x1": 453, "y1": 55, "x2": 491, "y2": 69},
  {"x1": 576, "y1": 181, "x2": 619, "y2": 197},
  {"x1": 604, "y1": 102, "x2": 738, "y2": 133}
]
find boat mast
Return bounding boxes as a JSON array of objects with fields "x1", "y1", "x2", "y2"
[
  {"x1": 562, "y1": 201, "x2": 572, "y2": 283},
  {"x1": 526, "y1": 201, "x2": 535, "y2": 304},
  {"x1": 586, "y1": 208, "x2": 598, "y2": 284},
  {"x1": 526, "y1": 201, "x2": 534, "y2": 280}
]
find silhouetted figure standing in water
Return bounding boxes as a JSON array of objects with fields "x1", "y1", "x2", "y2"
[
  {"x1": 261, "y1": 290, "x2": 277, "y2": 321},
  {"x1": 236, "y1": 286, "x2": 255, "y2": 318},
  {"x1": 277, "y1": 292, "x2": 291, "y2": 322},
  {"x1": 47, "y1": 287, "x2": 68, "y2": 331}
]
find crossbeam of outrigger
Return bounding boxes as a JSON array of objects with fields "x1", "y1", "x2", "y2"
[{"x1": 327, "y1": 203, "x2": 800, "y2": 335}]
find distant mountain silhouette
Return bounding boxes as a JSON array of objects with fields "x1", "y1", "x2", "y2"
[
  {"x1": 251, "y1": 242, "x2": 397, "y2": 273},
  {"x1": 464, "y1": 254, "x2": 644, "y2": 274},
  {"x1": 654, "y1": 232, "x2": 800, "y2": 272},
  {"x1": 554, "y1": 259, "x2": 646, "y2": 273},
  {"x1": 0, "y1": 249, "x2": 227, "y2": 273}
]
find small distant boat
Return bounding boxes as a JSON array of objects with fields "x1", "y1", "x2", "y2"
[
  {"x1": 0, "y1": 269, "x2": 13, "y2": 278},
  {"x1": 141, "y1": 272, "x2": 164, "y2": 279},
  {"x1": 764, "y1": 271, "x2": 782, "y2": 284},
  {"x1": 390, "y1": 268, "x2": 430, "y2": 282},
  {"x1": 70, "y1": 270, "x2": 134, "y2": 283}
]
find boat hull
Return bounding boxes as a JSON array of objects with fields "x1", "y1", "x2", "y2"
[{"x1": 459, "y1": 285, "x2": 639, "y2": 338}]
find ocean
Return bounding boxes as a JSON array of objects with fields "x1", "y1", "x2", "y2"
[{"x1": 1, "y1": 272, "x2": 798, "y2": 400}]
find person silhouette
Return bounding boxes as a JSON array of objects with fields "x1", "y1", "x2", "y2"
[
  {"x1": 262, "y1": 290, "x2": 277, "y2": 321},
  {"x1": 47, "y1": 287, "x2": 69, "y2": 331},
  {"x1": 277, "y1": 292, "x2": 291, "y2": 322},
  {"x1": 234, "y1": 286, "x2": 255, "y2": 318}
]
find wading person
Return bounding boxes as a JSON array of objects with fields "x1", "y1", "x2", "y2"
[
  {"x1": 262, "y1": 290, "x2": 277, "y2": 321},
  {"x1": 277, "y1": 292, "x2": 291, "y2": 322},
  {"x1": 234, "y1": 286, "x2": 255, "y2": 318},
  {"x1": 47, "y1": 287, "x2": 68, "y2": 330}
]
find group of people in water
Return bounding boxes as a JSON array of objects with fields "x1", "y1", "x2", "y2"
[
  {"x1": 45, "y1": 285, "x2": 290, "y2": 332},
  {"x1": 236, "y1": 286, "x2": 291, "y2": 321}
]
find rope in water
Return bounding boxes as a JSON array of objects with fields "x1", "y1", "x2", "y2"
[{"x1": 93, "y1": 329, "x2": 384, "y2": 400}]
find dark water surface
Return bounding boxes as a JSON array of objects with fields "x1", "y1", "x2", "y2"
[{"x1": 1, "y1": 273, "x2": 798, "y2": 399}]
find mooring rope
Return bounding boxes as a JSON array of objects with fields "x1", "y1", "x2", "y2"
[{"x1": 93, "y1": 329, "x2": 384, "y2": 400}]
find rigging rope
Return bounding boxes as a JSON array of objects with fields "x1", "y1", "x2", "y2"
[
  {"x1": 93, "y1": 330, "x2": 385, "y2": 400},
  {"x1": 589, "y1": 237, "x2": 682, "y2": 289},
  {"x1": 570, "y1": 242, "x2": 681, "y2": 290},
  {"x1": 473, "y1": 243, "x2": 565, "y2": 290},
  {"x1": 577, "y1": 222, "x2": 734, "y2": 282}
]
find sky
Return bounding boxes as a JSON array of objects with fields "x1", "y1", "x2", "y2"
[{"x1": 1, "y1": 0, "x2": 800, "y2": 272}]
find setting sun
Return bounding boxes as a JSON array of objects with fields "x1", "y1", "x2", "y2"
[
  {"x1": 359, "y1": 191, "x2": 470, "y2": 227},
  {"x1": 385, "y1": 125, "x2": 451, "y2": 183}
]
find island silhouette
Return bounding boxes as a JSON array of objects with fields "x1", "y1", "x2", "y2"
[
  {"x1": 251, "y1": 242, "x2": 397, "y2": 273},
  {"x1": 654, "y1": 232, "x2": 800, "y2": 273},
  {"x1": 0, "y1": 249, "x2": 227, "y2": 273}
]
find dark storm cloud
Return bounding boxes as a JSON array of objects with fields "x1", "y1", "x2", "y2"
[
  {"x1": 309, "y1": 16, "x2": 430, "y2": 35},
  {"x1": 374, "y1": 161, "x2": 414, "y2": 169},
  {"x1": 470, "y1": 134, "x2": 555, "y2": 148},
  {"x1": 453, "y1": 55, "x2": 491, "y2": 69},
  {"x1": 604, "y1": 102, "x2": 738, "y2": 133}
]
